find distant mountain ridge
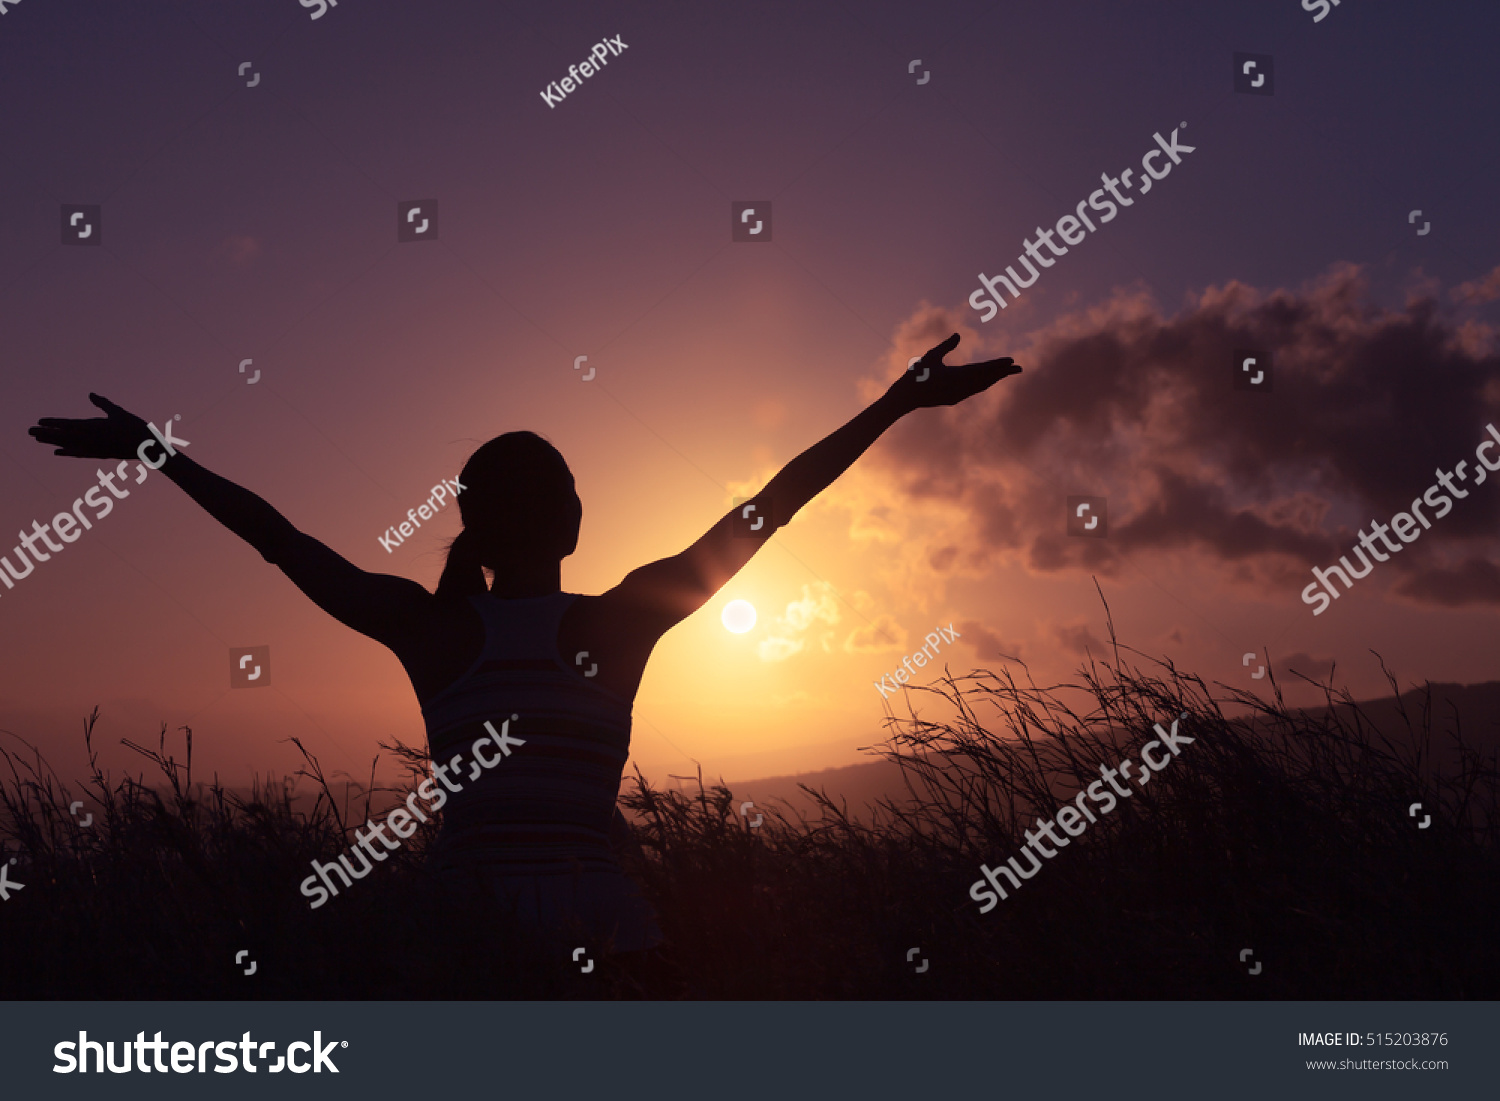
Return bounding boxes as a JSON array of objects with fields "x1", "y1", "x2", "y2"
[{"x1": 721, "y1": 680, "x2": 1500, "y2": 821}]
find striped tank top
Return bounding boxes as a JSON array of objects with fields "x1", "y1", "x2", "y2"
[{"x1": 420, "y1": 592, "x2": 662, "y2": 951}]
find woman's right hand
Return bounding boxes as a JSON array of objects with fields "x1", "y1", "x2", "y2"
[{"x1": 29, "y1": 393, "x2": 155, "y2": 461}]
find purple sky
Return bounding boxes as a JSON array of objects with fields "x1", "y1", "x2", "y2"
[{"x1": 1, "y1": 0, "x2": 1497, "y2": 793}]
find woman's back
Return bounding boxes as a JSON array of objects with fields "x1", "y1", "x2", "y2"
[{"x1": 422, "y1": 591, "x2": 662, "y2": 952}]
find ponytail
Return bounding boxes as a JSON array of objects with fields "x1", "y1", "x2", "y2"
[{"x1": 436, "y1": 526, "x2": 488, "y2": 599}]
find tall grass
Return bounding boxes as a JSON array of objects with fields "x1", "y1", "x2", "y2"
[{"x1": 2, "y1": 633, "x2": 1497, "y2": 999}]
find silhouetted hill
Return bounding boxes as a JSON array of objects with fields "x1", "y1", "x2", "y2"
[{"x1": 724, "y1": 680, "x2": 1500, "y2": 821}]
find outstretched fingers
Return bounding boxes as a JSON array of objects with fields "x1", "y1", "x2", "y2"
[
  {"x1": 28, "y1": 421, "x2": 71, "y2": 443},
  {"x1": 919, "y1": 335, "x2": 1023, "y2": 377},
  {"x1": 922, "y1": 332, "x2": 961, "y2": 362},
  {"x1": 90, "y1": 393, "x2": 130, "y2": 416},
  {"x1": 28, "y1": 394, "x2": 150, "y2": 461},
  {"x1": 29, "y1": 425, "x2": 87, "y2": 455},
  {"x1": 976, "y1": 358, "x2": 1023, "y2": 377}
]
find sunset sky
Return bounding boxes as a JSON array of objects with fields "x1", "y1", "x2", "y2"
[{"x1": 1, "y1": 0, "x2": 1497, "y2": 793}]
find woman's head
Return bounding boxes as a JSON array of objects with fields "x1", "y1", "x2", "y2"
[{"x1": 436, "y1": 431, "x2": 581, "y2": 597}]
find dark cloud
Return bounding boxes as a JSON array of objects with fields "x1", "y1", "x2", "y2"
[
  {"x1": 1054, "y1": 623, "x2": 1107, "y2": 657},
  {"x1": 1394, "y1": 557, "x2": 1500, "y2": 606},
  {"x1": 876, "y1": 266, "x2": 1500, "y2": 607},
  {"x1": 956, "y1": 620, "x2": 1023, "y2": 662}
]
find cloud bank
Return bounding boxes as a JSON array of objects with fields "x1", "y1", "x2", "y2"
[{"x1": 866, "y1": 264, "x2": 1500, "y2": 609}]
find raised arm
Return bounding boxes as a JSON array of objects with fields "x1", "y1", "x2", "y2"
[
  {"x1": 609, "y1": 334, "x2": 1020, "y2": 631},
  {"x1": 29, "y1": 395, "x2": 431, "y2": 645}
]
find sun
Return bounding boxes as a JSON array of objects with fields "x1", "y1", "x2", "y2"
[{"x1": 721, "y1": 599, "x2": 757, "y2": 634}]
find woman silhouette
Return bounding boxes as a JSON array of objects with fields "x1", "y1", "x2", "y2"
[{"x1": 29, "y1": 334, "x2": 1019, "y2": 957}]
